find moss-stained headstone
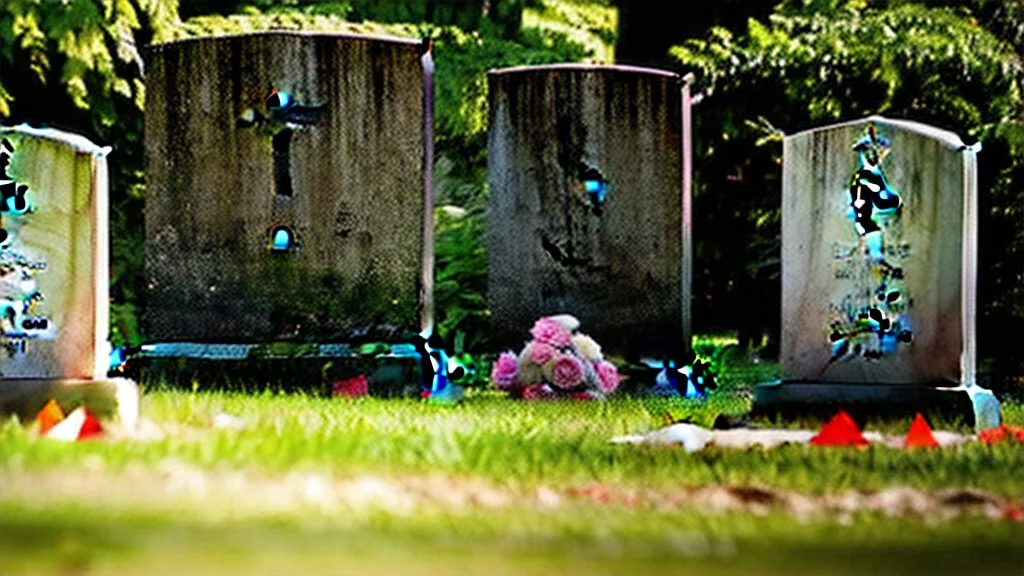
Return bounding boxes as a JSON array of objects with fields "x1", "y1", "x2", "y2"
[
  {"x1": 144, "y1": 32, "x2": 428, "y2": 343},
  {"x1": 778, "y1": 116, "x2": 978, "y2": 387},
  {"x1": 486, "y1": 65, "x2": 691, "y2": 361}
]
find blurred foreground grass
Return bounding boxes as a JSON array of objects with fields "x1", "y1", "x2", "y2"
[
  {"x1": 2, "y1": 502, "x2": 1022, "y2": 576},
  {"x1": 1, "y1": 387, "x2": 1023, "y2": 575}
]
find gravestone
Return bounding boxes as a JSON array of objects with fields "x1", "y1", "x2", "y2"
[
  {"x1": 144, "y1": 31, "x2": 432, "y2": 344},
  {"x1": 754, "y1": 116, "x2": 982, "y2": 420},
  {"x1": 0, "y1": 125, "x2": 137, "y2": 425},
  {"x1": 486, "y1": 65, "x2": 693, "y2": 362}
]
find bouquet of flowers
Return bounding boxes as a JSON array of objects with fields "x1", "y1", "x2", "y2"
[{"x1": 490, "y1": 315, "x2": 621, "y2": 400}]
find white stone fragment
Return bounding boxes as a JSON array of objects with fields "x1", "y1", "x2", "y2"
[{"x1": 610, "y1": 423, "x2": 712, "y2": 453}]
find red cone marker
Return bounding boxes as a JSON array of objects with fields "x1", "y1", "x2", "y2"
[
  {"x1": 904, "y1": 413, "x2": 940, "y2": 449},
  {"x1": 810, "y1": 410, "x2": 869, "y2": 447},
  {"x1": 78, "y1": 408, "x2": 103, "y2": 440}
]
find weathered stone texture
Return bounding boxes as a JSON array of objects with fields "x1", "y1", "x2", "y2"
[
  {"x1": 487, "y1": 65, "x2": 688, "y2": 360},
  {"x1": 145, "y1": 32, "x2": 426, "y2": 342}
]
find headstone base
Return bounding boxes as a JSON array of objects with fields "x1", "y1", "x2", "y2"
[
  {"x1": 0, "y1": 378, "x2": 139, "y2": 429},
  {"x1": 132, "y1": 343, "x2": 421, "y2": 398},
  {"x1": 751, "y1": 380, "x2": 975, "y2": 428}
]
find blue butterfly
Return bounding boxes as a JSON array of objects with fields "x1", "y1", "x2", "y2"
[
  {"x1": 578, "y1": 164, "x2": 608, "y2": 215},
  {"x1": 237, "y1": 89, "x2": 324, "y2": 130},
  {"x1": 0, "y1": 139, "x2": 29, "y2": 215},
  {"x1": 641, "y1": 357, "x2": 715, "y2": 398},
  {"x1": 267, "y1": 89, "x2": 295, "y2": 111},
  {"x1": 412, "y1": 330, "x2": 466, "y2": 398},
  {"x1": 266, "y1": 89, "x2": 324, "y2": 126}
]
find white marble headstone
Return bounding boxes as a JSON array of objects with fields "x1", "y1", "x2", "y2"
[
  {"x1": 781, "y1": 116, "x2": 978, "y2": 387},
  {"x1": 0, "y1": 125, "x2": 110, "y2": 380}
]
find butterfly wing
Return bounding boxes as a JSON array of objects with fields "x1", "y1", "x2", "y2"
[{"x1": 280, "y1": 105, "x2": 324, "y2": 126}]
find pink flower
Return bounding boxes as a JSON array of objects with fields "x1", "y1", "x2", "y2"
[
  {"x1": 491, "y1": 351, "x2": 519, "y2": 390},
  {"x1": 530, "y1": 317, "x2": 571, "y2": 348},
  {"x1": 529, "y1": 341, "x2": 556, "y2": 365},
  {"x1": 595, "y1": 361, "x2": 620, "y2": 394},
  {"x1": 551, "y1": 354, "x2": 584, "y2": 390},
  {"x1": 522, "y1": 384, "x2": 555, "y2": 400},
  {"x1": 522, "y1": 384, "x2": 546, "y2": 400}
]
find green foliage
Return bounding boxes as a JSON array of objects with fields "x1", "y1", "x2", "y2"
[
  {"x1": 688, "y1": 334, "x2": 783, "y2": 394},
  {"x1": 0, "y1": 0, "x2": 172, "y2": 119},
  {"x1": 431, "y1": 20, "x2": 592, "y2": 157},
  {"x1": 522, "y1": 0, "x2": 617, "y2": 62},
  {"x1": 157, "y1": 10, "x2": 418, "y2": 41},
  {"x1": 178, "y1": 0, "x2": 537, "y2": 37},
  {"x1": 0, "y1": 0, "x2": 178, "y2": 349},
  {"x1": 675, "y1": 4, "x2": 1020, "y2": 128},
  {"x1": 109, "y1": 301, "x2": 142, "y2": 348},
  {"x1": 434, "y1": 203, "x2": 490, "y2": 351},
  {"x1": 347, "y1": 0, "x2": 536, "y2": 38},
  {"x1": 671, "y1": 2, "x2": 1024, "y2": 383}
]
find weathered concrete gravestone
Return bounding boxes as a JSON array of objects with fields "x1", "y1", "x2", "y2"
[
  {"x1": 0, "y1": 125, "x2": 137, "y2": 424},
  {"x1": 486, "y1": 65, "x2": 693, "y2": 362},
  {"x1": 755, "y1": 116, "x2": 981, "y2": 419},
  {"x1": 145, "y1": 31, "x2": 431, "y2": 344}
]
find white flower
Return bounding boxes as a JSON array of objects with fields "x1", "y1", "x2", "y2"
[
  {"x1": 547, "y1": 314, "x2": 580, "y2": 333},
  {"x1": 571, "y1": 333, "x2": 602, "y2": 362}
]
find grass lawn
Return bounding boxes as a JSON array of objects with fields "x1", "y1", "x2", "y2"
[{"x1": 1, "y1": 388, "x2": 1023, "y2": 575}]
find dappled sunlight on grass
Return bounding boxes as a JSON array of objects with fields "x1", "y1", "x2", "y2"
[{"x1": 3, "y1": 391, "x2": 1024, "y2": 497}]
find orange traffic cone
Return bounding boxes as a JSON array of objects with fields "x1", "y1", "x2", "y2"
[
  {"x1": 36, "y1": 399, "x2": 65, "y2": 435},
  {"x1": 904, "y1": 413, "x2": 940, "y2": 449},
  {"x1": 810, "y1": 410, "x2": 869, "y2": 447}
]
